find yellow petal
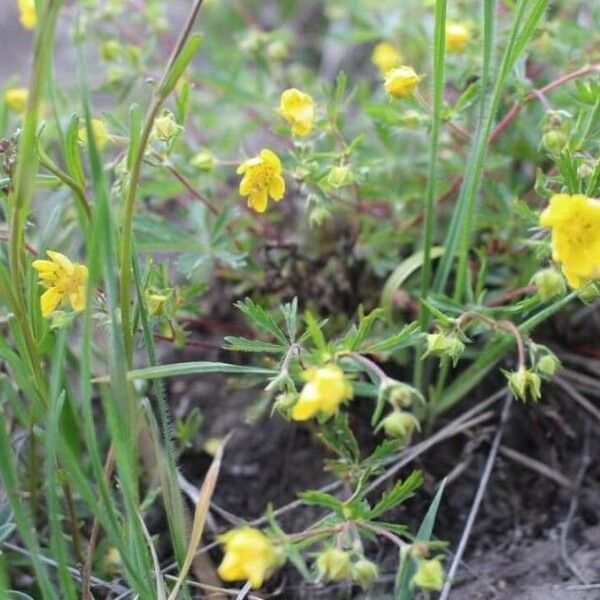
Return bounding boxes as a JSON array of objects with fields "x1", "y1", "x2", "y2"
[
  {"x1": 269, "y1": 176, "x2": 285, "y2": 201},
  {"x1": 40, "y1": 287, "x2": 62, "y2": 318},
  {"x1": 46, "y1": 250, "x2": 74, "y2": 274},
  {"x1": 70, "y1": 288, "x2": 86, "y2": 312},
  {"x1": 249, "y1": 190, "x2": 269, "y2": 213},
  {"x1": 218, "y1": 553, "x2": 246, "y2": 582},
  {"x1": 32, "y1": 259, "x2": 57, "y2": 273},
  {"x1": 259, "y1": 149, "x2": 281, "y2": 172}
]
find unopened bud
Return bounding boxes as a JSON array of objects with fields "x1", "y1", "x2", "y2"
[
  {"x1": 532, "y1": 268, "x2": 566, "y2": 302},
  {"x1": 352, "y1": 558, "x2": 379, "y2": 590},
  {"x1": 316, "y1": 548, "x2": 352, "y2": 582},
  {"x1": 152, "y1": 111, "x2": 182, "y2": 142},
  {"x1": 537, "y1": 353, "x2": 560, "y2": 377},
  {"x1": 309, "y1": 206, "x2": 331, "y2": 228},
  {"x1": 541, "y1": 130, "x2": 567, "y2": 154},
  {"x1": 425, "y1": 332, "x2": 465, "y2": 365},
  {"x1": 327, "y1": 165, "x2": 352, "y2": 189},
  {"x1": 190, "y1": 149, "x2": 215, "y2": 171},
  {"x1": 381, "y1": 411, "x2": 419, "y2": 443}
]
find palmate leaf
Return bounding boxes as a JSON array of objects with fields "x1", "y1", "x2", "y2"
[{"x1": 236, "y1": 298, "x2": 289, "y2": 345}]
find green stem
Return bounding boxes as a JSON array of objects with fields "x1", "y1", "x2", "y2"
[{"x1": 416, "y1": 0, "x2": 447, "y2": 391}]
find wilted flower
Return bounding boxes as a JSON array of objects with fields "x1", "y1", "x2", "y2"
[
  {"x1": 412, "y1": 558, "x2": 444, "y2": 591},
  {"x1": 32, "y1": 251, "x2": 88, "y2": 318},
  {"x1": 371, "y1": 41, "x2": 402, "y2": 75},
  {"x1": 385, "y1": 66, "x2": 420, "y2": 99},
  {"x1": 539, "y1": 193, "x2": 600, "y2": 289},
  {"x1": 237, "y1": 149, "x2": 285, "y2": 213},
  {"x1": 291, "y1": 364, "x2": 353, "y2": 421},
  {"x1": 4, "y1": 87, "x2": 28, "y2": 114},
  {"x1": 445, "y1": 22, "x2": 471, "y2": 53},
  {"x1": 277, "y1": 88, "x2": 315, "y2": 136},
  {"x1": 425, "y1": 332, "x2": 465, "y2": 365},
  {"x1": 190, "y1": 149, "x2": 215, "y2": 171},
  {"x1": 217, "y1": 527, "x2": 280, "y2": 589},
  {"x1": 505, "y1": 367, "x2": 542, "y2": 402}
]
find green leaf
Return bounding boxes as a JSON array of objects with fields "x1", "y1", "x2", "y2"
[
  {"x1": 304, "y1": 310, "x2": 328, "y2": 353},
  {"x1": 159, "y1": 33, "x2": 203, "y2": 98},
  {"x1": 223, "y1": 336, "x2": 286, "y2": 353},
  {"x1": 368, "y1": 471, "x2": 423, "y2": 519},
  {"x1": 395, "y1": 478, "x2": 447, "y2": 599},
  {"x1": 236, "y1": 298, "x2": 289, "y2": 345},
  {"x1": 361, "y1": 323, "x2": 421, "y2": 354},
  {"x1": 299, "y1": 491, "x2": 344, "y2": 514},
  {"x1": 97, "y1": 361, "x2": 277, "y2": 383}
]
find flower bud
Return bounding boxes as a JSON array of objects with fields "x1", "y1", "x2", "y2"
[
  {"x1": 577, "y1": 281, "x2": 600, "y2": 304},
  {"x1": 267, "y1": 40, "x2": 289, "y2": 61},
  {"x1": 145, "y1": 290, "x2": 170, "y2": 317},
  {"x1": 577, "y1": 161, "x2": 595, "y2": 180},
  {"x1": 381, "y1": 411, "x2": 419, "y2": 443},
  {"x1": 352, "y1": 558, "x2": 379, "y2": 590},
  {"x1": 274, "y1": 391, "x2": 298, "y2": 412},
  {"x1": 505, "y1": 367, "x2": 542, "y2": 402},
  {"x1": 412, "y1": 558, "x2": 444, "y2": 591},
  {"x1": 327, "y1": 165, "x2": 352, "y2": 189},
  {"x1": 309, "y1": 206, "x2": 331, "y2": 229},
  {"x1": 380, "y1": 379, "x2": 414, "y2": 408},
  {"x1": 532, "y1": 268, "x2": 566, "y2": 301},
  {"x1": 398, "y1": 109, "x2": 424, "y2": 128},
  {"x1": 537, "y1": 353, "x2": 560, "y2": 377},
  {"x1": 190, "y1": 149, "x2": 216, "y2": 171},
  {"x1": 152, "y1": 111, "x2": 183, "y2": 142},
  {"x1": 384, "y1": 66, "x2": 421, "y2": 99},
  {"x1": 425, "y1": 332, "x2": 465, "y2": 365},
  {"x1": 446, "y1": 22, "x2": 471, "y2": 53},
  {"x1": 4, "y1": 87, "x2": 29, "y2": 114},
  {"x1": 316, "y1": 548, "x2": 352, "y2": 582},
  {"x1": 542, "y1": 130, "x2": 567, "y2": 154},
  {"x1": 101, "y1": 40, "x2": 121, "y2": 61}
]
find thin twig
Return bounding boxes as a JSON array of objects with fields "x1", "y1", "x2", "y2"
[
  {"x1": 438, "y1": 392, "x2": 512, "y2": 600},
  {"x1": 554, "y1": 377, "x2": 600, "y2": 424},
  {"x1": 498, "y1": 445, "x2": 573, "y2": 490},
  {"x1": 559, "y1": 423, "x2": 592, "y2": 584}
]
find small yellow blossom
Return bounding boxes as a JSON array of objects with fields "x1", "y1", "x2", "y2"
[
  {"x1": 78, "y1": 119, "x2": 110, "y2": 152},
  {"x1": 277, "y1": 88, "x2": 315, "y2": 136},
  {"x1": 371, "y1": 41, "x2": 402, "y2": 75},
  {"x1": 291, "y1": 364, "x2": 353, "y2": 421},
  {"x1": 445, "y1": 22, "x2": 471, "y2": 53},
  {"x1": 18, "y1": 0, "x2": 37, "y2": 29},
  {"x1": 218, "y1": 527, "x2": 280, "y2": 589},
  {"x1": 237, "y1": 149, "x2": 285, "y2": 213},
  {"x1": 32, "y1": 251, "x2": 88, "y2": 318},
  {"x1": 384, "y1": 66, "x2": 421, "y2": 99},
  {"x1": 539, "y1": 193, "x2": 600, "y2": 289},
  {"x1": 4, "y1": 87, "x2": 29, "y2": 114}
]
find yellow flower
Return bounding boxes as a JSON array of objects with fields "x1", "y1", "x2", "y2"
[
  {"x1": 384, "y1": 66, "x2": 421, "y2": 99},
  {"x1": 32, "y1": 251, "x2": 88, "y2": 318},
  {"x1": 371, "y1": 41, "x2": 402, "y2": 75},
  {"x1": 78, "y1": 119, "x2": 110, "y2": 152},
  {"x1": 18, "y1": 0, "x2": 37, "y2": 29},
  {"x1": 539, "y1": 193, "x2": 600, "y2": 289},
  {"x1": 445, "y1": 22, "x2": 471, "y2": 53},
  {"x1": 4, "y1": 87, "x2": 29, "y2": 114},
  {"x1": 291, "y1": 364, "x2": 353, "y2": 421},
  {"x1": 277, "y1": 88, "x2": 315, "y2": 136},
  {"x1": 217, "y1": 527, "x2": 279, "y2": 589},
  {"x1": 237, "y1": 149, "x2": 285, "y2": 213}
]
